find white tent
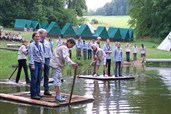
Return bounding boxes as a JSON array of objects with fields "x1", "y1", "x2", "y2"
[
  {"x1": 86, "y1": 22, "x2": 96, "y2": 33},
  {"x1": 157, "y1": 32, "x2": 171, "y2": 51}
]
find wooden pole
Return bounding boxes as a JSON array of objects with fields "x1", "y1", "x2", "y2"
[
  {"x1": 9, "y1": 66, "x2": 18, "y2": 80},
  {"x1": 69, "y1": 68, "x2": 77, "y2": 104}
]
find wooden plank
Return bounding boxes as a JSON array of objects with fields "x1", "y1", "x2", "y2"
[
  {"x1": 146, "y1": 59, "x2": 171, "y2": 62},
  {"x1": 78, "y1": 75, "x2": 135, "y2": 81},
  {"x1": 7, "y1": 44, "x2": 21, "y2": 47},
  {"x1": 0, "y1": 92, "x2": 94, "y2": 107},
  {"x1": 0, "y1": 47, "x2": 18, "y2": 51}
]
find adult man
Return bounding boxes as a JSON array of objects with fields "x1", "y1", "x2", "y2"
[
  {"x1": 103, "y1": 39, "x2": 112, "y2": 76},
  {"x1": 38, "y1": 29, "x2": 52, "y2": 96},
  {"x1": 91, "y1": 44, "x2": 107, "y2": 77},
  {"x1": 50, "y1": 38, "x2": 78, "y2": 102}
]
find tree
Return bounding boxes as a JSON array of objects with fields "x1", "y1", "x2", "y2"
[{"x1": 128, "y1": 0, "x2": 171, "y2": 39}]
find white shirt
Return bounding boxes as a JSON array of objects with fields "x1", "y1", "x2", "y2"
[
  {"x1": 140, "y1": 47, "x2": 146, "y2": 54},
  {"x1": 18, "y1": 45, "x2": 27, "y2": 60},
  {"x1": 132, "y1": 46, "x2": 138, "y2": 53},
  {"x1": 125, "y1": 45, "x2": 131, "y2": 52}
]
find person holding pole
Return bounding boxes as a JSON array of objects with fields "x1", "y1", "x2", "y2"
[
  {"x1": 50, "y1": 38, "x2": 78, "y2": 102},
  {"x1": 91, "y1": 44, "x2": 107, "y2": 77},
  {"x1": 28, "y1": 32, "x2": 44, "y2": 100},
  {"x1": 38, "y1": 29, "x2": 52, "y2": 96},
  {"x1": 15, "y1": 40, "x2": 30, "y2": 84}
]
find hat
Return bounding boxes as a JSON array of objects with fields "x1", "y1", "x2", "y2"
[{"x1": 97, "y1": 37, "x2": 101, "y2": 40}]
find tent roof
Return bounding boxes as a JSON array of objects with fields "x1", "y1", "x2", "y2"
[
  {"x1": 86, "y1": 22, "x2": 96, "y2": 33},
  {"x1": 61, "y1": 23, "x2": 76, "y2": 36},
  {"x1": 157, "y1": 32, "x2": 171, "y2": 51},
  {"x1": 93, "y1": 26, "x2": 109, "y2": 38},
  {"x1": 14, "y1": 19, "x2": 27, "y2": 28},
  {"x1": 119, "y1": 28, "x2": 130, "y2": 39},
  {"x1": 25, "y1": 20, "x2": 32, "y2": 28},
  {"x1": 31, "y1": 20, "x2": 40, "y2": 29},
  {"x1": 46, "y1": 21, "x2": 61, "y2": 34},
  {"x1": 108, "y1": 27, "x2": 121, "y2": 39},
  {"x1": 40, "y1": 21, "x2": 49, "y2": 29},
  {"x1": 76, "y1": 24, "x2": 92, "y2": 37}
]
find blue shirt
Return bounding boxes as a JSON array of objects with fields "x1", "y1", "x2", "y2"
[
  {"x1": 40, "y1": 39, "x2": 52, "y2": 59},
  {"x1": 87, "y1": 42, "x2": 92, "y2": 50},
  {"x1": 113, "y1": 47, "x2": 124, "y2": 62},
  {"x1": 76, "y1": 41, "x2": 82, "y2": 49},
  {"x1": 82, "y1": 43, "x2": 87, "y2": 50},
  {"x1": 28, "y1": 42, "x2": 44, "y2": 65}
]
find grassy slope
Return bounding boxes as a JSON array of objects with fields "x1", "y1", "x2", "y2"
[{"x1": 84, "y1": 16, "x2": 131, "y2": 28}]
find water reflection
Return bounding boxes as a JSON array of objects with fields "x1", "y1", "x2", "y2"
[{"x1": 1, "y1": 67, "x2": 171, "y2": 114}]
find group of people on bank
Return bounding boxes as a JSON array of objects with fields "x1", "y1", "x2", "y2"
[
  {"x1": 0, "y1": 31, "x2": 23, "y2": 42},
  {"x1": 73, "y1": 37, "x2": 146, "y2": 77}
]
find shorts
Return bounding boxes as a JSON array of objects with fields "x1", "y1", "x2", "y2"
[
  {"x1": 96, "y1": 59, "x2": 106, "y2": 66},
  {"x1": 52, "y1": 67, "x2": 62, "y2": 87},
  {"x1": 141, "y1": 53, "x2": 146, "y2": 57}
]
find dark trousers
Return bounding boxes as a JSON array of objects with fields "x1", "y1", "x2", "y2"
[
  {"x1": 126, "y1": 52, "x2": 130, "y2": 62},
  {"x1": 88, "y1": 49, "x2": 92, "y2": 59},
  {"x1": 16, "y1": 59, "x2": 30, "y2": 83},
  {"x1": 44, "y1": 58, "x2": 50, "y2": 92},
  {"x1": 115, "y1": 61, "x2": 122, "y2": 77},
  {"x1": 30, "y1": 62, "x2": 42, "y2": 97},
  {"x1": 106, "y1": 59, "x2": 111, "y2": 76},
  {"x1": 83, "y1": 49, "x2": 87, "y2": 60},
  {"x1": 69, "y1": 50, "x2": 72, "y2": 58},
  {"x1": 133, "y1": 53, "x2": 137, "y2": 61}
]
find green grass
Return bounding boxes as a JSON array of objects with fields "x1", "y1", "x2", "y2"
[{"x1": 84, "y1": 16, "x2": 131, "y2": 28}]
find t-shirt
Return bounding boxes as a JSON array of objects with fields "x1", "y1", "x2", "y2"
[{"x1": 18, "y1": 45, "x2": 27, "y2": 60}]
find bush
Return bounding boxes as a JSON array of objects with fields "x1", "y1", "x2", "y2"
[{"x1": 91, "y1": 19, "x2": 98, "y2": 24}]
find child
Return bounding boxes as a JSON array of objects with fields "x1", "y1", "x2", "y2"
[
  {"x1": 16, "y1": 40, "x2": 30, "y2": 84},
  {"x1": 92, "y1": 44, "x2": 107, "y2": 77},
  {"x1": 113, "y1": 42, "x2": 123, "y2": 77},
  {"x1": 140, "y1": 44, "x2": 146, "y2": 63},
  {"x1": 50, "y1": 38, "x2": 78, "y2": 102},
  {"x1": 28, "y1": 32, "x2": 44, "y2": 100},
  {"x1": 132, "y1": 44, "x2": 138, "y2": 62},
  {"x1": 125, "y1": 43, "x2": 131, "y2": 62}
]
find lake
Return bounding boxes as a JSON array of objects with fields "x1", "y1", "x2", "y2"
[{"x1": 0, "y1": 65, "x2": 171, "y2": 114}]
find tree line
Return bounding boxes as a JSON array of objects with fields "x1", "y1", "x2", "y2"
[
  {"x1": 0, "y1": 0, "x2": 87, "y2": 27},
  {"x1": 86, "y1": 0, "x2": 128, "y2": 16},
  {"x1": 129, "y1": 0, "x2": 171, "y2": 39}
]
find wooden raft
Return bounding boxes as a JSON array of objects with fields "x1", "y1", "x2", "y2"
[
  {"x1": 0, "y1": 91, "x2": 94, "y2": 107},
  {"x1": 78, "y1": 75, "x2": 135, "y2": 81}
]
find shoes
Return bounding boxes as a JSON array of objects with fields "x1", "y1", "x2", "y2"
[
  {"x1": 104, "y1": 74, "x2": 108, "y2": 77},
  {"x1": 119, "y1": 75, "x2": 122, "y2": 77},
  {"x1": 55, "y1": 95, "x2": 66, "y2": 102},
  {"x1": 93, "y1": 73, "x2": 99, "y2": 77},
  {"x1": 44, "y1": 91, "x2": 52, "y2": 96},
  {"x1": 92, "y1": 72, "x2": 95, "y2": 76},
  {"x1": 31, "y1": 96, "x2": 41, "y2": 100},
  {"x1": 38, "y1": 94, "x2": 43, "y2": 98}
]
